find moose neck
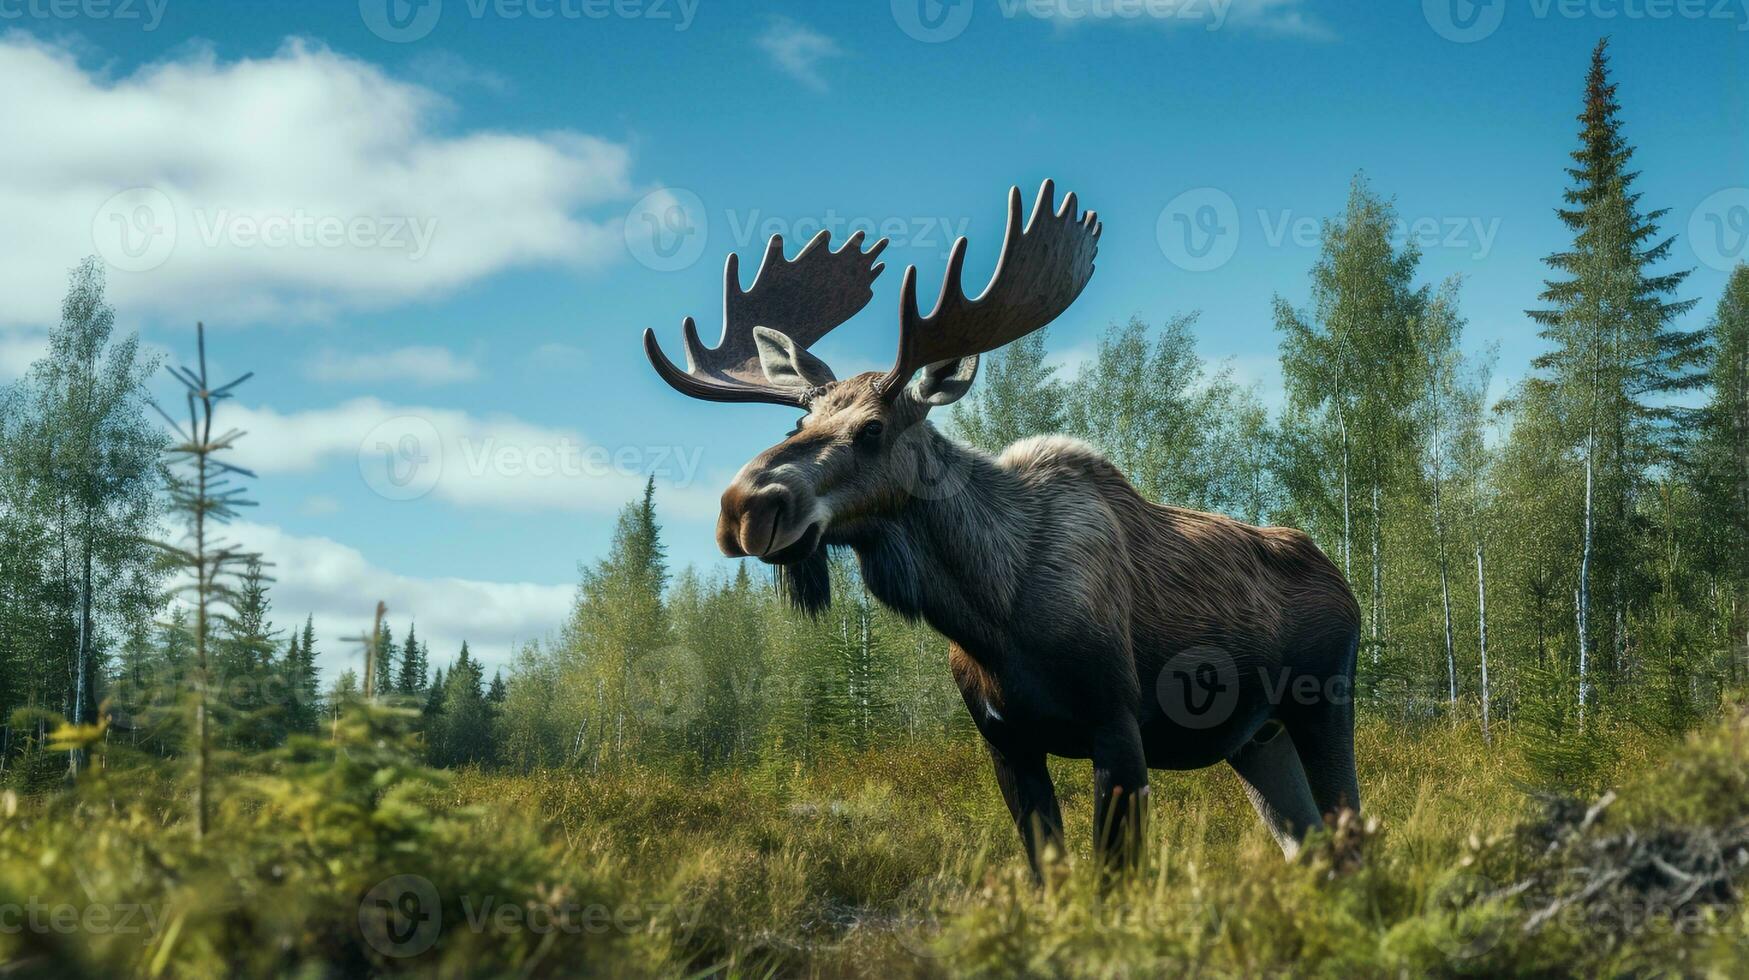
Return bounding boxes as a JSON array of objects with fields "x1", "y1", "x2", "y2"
[{"x1": 835, "y1": 423, "x2": 1036, "y2": 655}]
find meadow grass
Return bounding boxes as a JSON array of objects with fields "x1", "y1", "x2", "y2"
[{"x1": 2, "y1": 710, "x2": 1745, "y2": 977}]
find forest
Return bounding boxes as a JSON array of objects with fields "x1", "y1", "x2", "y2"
[{"x1": 1, "y1": 39, "x2": 1747, "y2": 977}]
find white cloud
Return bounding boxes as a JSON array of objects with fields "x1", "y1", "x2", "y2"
[
  {"x1": 0, "y1": 35, "x2": 637, "y2": 329},
  {"x1": 214, "y1": 397, "x2": 722, "y2": 520},
  {"x1": 299, "y1": 494, "x2": 342, "y2": 516},
  {"x1": 755, "y1": 18, "x2": 842, "y2": 92},
  {"x1": 305, "y1": 345, "x2": 478, "y2": 386},
  {"x1": 1021, "y1": 0, "x2": 1335, "y2": 39},
  {"x1": 0, "y1": 331, "x2": 47, "y2": 381},
  {"x1": 225, "y1": 521, "x2": 572, "y2": 677}
]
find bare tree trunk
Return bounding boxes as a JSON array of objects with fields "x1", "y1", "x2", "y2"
[
  {"x1": 1476, "y1": 534, "x2": 1491, "y2": 743},
  {"x1": 1578, "y1": 430, "x2": 1594, "y2": 727},
  {"x1": 1427, "y1": 365, "x2": 1456, "y2": 705},
  {"x1": 1370, "y1": 483, "x2": 1383, "y2": 663},
  {"x1": 70, "y1": 517, "x2": 92, "y2": 776},
  {"x1": 1338, "y1": 406, "x2": 1353, "y2": 583},
  {"x1": 193, "y1": 447, "x2": 210, "y2": 842}
]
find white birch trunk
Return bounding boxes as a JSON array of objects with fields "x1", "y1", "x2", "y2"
[
  {"x1": 1578, "y1": 430, "x2": 1594, "y2": 727},
  {"x1": 1476, "y1": 534, "x2": 1491, "y2": 742}
]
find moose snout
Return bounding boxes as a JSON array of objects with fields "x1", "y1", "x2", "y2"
[{"x1": 717, "y1": 481, "x2": 796, "y2": 560}]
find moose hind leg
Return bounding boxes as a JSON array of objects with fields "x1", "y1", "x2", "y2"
[
  {"x1": 1285, "y1": 698, "x2": 1361, "y2": 820},
  {"x1": 986, "y1": 743, "x2": 1065, "y2": 880},
  {"x1": 1227, "y1": 719, "x2": 1321, "y2": 858}
]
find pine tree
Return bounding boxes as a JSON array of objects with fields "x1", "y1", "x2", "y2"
[
  {"x1": 220, "y1": 558, "x2": 281, "y2": 749},
  {"x1": 433, "y1": 643, "x2": 490, "y2": 767},
  {"x1": 295, "y1": 615, "x2": 322, "y2": 733},
  {"x1": 372, "y1": 620, "x2": 395, "y2": 699},
  {"x1": 396, "y1": 623, "x2": 427, "y2": 697},
  {"x1": 1525, "y1": 38, "x2": 1704, "y2": 720},
  {"x1": 1695, "y1": 264, "x2": 1749, "y2": 682}
]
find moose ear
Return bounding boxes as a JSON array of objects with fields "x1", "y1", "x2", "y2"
[
  {"x1": 907, "y1": 355, "x2": 979, "y2": 406},
  {"x1": 753, "y1": 326, "x2": 837, "y2": 390}
]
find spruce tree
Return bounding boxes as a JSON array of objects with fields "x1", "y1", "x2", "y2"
[
  {"x1": 397, "y1": 623, "x2": 427, "y2": 696},
  {"x1": 372, "y1": 621, "x2": 395, "y2": 699},
  {"x1": 1525, "y1": 38, "x2": 1704, "y2": 718}
]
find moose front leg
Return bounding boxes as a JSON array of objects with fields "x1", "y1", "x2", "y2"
[
  {"x1": 1091, "y1": 717, "x2": 1150, "y2": 873},
  {"x1": 985, "y1": 742, "x2": 1065, "y2": 880}
]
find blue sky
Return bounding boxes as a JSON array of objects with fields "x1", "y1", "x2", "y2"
[{"x1": 1, "y1": 0, "x2": 1744, "y2": 677}]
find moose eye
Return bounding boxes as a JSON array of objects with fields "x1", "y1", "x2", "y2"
[
  {"x1": 787, "y1": 416, "x2": 807, "y2": 437},
  {"x1": 857, "y1": 419, "x2": 885, "y2": 445}
]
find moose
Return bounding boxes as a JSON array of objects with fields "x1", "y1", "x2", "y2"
[{"x1": 642, "y1": 180, "x2": 1361, "y2": 871}]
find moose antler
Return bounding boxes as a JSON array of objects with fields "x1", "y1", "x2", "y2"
[
  {"x1": 643, "y1": 230, "x2": 889, "y2": 407},
  {"x1": 876, "y1": 179, "x2": 1101, "y2": 400}
]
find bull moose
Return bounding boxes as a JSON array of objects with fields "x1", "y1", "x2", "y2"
[{"x1": 641, "y1": 180, "x2": 1361, "y2": 871}]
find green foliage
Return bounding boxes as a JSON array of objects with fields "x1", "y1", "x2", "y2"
[{"x1": 11, "y1": 709, "x2": 1746, "y2": 976}]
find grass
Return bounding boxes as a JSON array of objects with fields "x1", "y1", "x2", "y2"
[{"x1": 2, "y1": 709, "x2": 1746, "y2": 977}]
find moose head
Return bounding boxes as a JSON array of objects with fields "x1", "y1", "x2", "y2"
[{"x1": 643, "y1": 180, "x2": 1101, "y2": 576}]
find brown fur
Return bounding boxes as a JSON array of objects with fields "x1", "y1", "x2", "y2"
[{"x1": 716, "y1": 373, "x2": 1363, "y2": 871}]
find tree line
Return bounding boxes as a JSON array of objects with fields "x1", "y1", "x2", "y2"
[{"x1": 1, "y1": 39, "x2": 1744, "y2": 789}]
